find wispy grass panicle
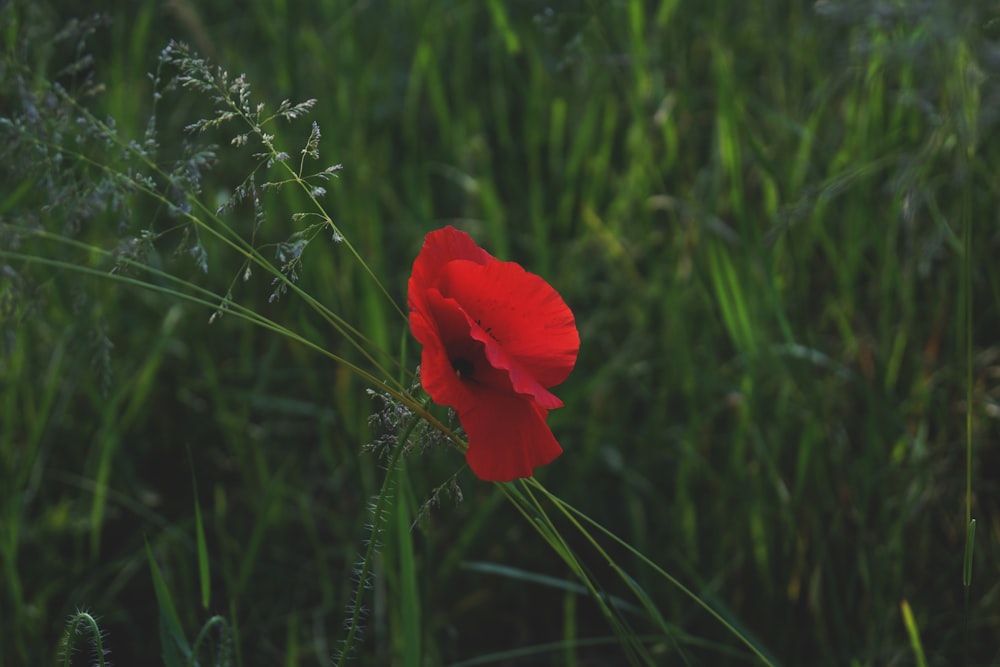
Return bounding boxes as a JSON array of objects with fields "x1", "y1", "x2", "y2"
[{"x1": 159, "y1": 41, "x2": 354, "y2": 309}]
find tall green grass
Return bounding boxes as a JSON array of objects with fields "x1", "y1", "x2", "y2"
[{"x1": 2, "y1": 0, "x2": 998, "y2": 665}]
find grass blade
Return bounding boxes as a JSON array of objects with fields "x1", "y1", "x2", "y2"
[
  {"x1": 962, "y1": 518, "x2": 976, "y2": 589},
  {"x1": 900, "y1": 600, "x2": 928, "y2": 667},
  {"x1": 194, "y1": 488, "x2": 211, "y2": 610},
  {"x1": 145, "y1": 539, "x2": 191, "y2": 666},
  {"x1": 394, "y1": 466, "x2": 421, "y2": 667}
]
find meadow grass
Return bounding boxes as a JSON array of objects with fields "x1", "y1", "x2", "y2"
[{"x1": 1, "y1": 0, "x2": 998, "y2": 665}]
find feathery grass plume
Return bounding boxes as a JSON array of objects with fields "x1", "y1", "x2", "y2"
[{"x1": 160, "y1": 40, "x2": 346, "y2": 305}]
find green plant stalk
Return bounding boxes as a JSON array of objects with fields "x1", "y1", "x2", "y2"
[
  {"x1": 962, "y1": 160, "x2": 974, "y2": 593},
  {"x1": 496, "y1": 483, "x2": 622, "y2": 632},
  {"x1": 336, "y1": 410, "x2": 424, "y2": 667},
  {"x1": 529, "y1": 479, "x2": 779, "y2": 667},
  {"x1": 3, "y1": 224, "x2": 472, "y2": 486},
  {"x1": 393, "y1": 465, "x2": 421, "y2": 667},
  {"x1": 0, "y1": 242, "x2": 460, "y2": 451},
  {"x1": 61, "y1": 612, "x2": 108, "y2": 667},
  {"x1": 193, "y1": 488, "x2": 211, "y2": 610},
  {"x1": 498, "y1": 481, "x2": 651, "y2": 665}
]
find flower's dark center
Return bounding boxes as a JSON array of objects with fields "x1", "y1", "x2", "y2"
[{"x1": 452, "y1": 357, "x2": 474, "y2": 379}]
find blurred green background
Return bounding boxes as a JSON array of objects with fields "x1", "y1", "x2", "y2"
[{"x1": 2, "y1": 0, "x2": 998, "y2": 665}]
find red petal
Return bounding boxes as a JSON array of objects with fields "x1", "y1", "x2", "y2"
[
  {"x1": 458, "y1": 389, "x2": 563, "y2": 481},
  {"x1": 409, "y1": 226, "x2": 491, "y2": 297},
  {"x1": 436, "y1": 258, "x2": 579, "y2": 389}
]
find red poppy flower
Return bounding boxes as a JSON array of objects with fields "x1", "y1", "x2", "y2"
[{"x1": 408, "y1": 226, "x2": 580, "y2": 482}]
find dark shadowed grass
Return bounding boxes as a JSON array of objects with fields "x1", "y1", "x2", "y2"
[{"x1": 2, "y1": 0, "x2": 999, "y2": 665}]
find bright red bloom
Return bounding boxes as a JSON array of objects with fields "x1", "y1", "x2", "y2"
[{"x1": 408, "y1": 226, "x2": 579, "y2": 482}]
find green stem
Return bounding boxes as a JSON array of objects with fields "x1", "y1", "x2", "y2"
[
  {"x1": 336, "y1": 410, "x2": 424, "y2": 667},
  {"x1": 499, "y1": 481, "x2": 651, "y2": 665},
  {"x1": 528, "y1": 479, "x2": 777, "y2": 667},
  {"x1": 61, "y1": 612, "x2": 107, "y2": 667}
]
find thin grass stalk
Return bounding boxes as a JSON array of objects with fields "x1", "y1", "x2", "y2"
[
  {"x1": 0, "y1": 241, "x2": 460, "y2": 449},
  {"x1": 336, "y1": 407, "x2": 425, "y2": 667},
  {"x1": 4, "y1": 222, "x2": 474, "y2": 492},
  {"x1": 529, "y1": 480, "x2": 779, "y2": 667},
  {"x1": 498, "y1": 481, "x2": 652, "y2": 665},
  {"x1": 961, "y1": 137, "x2": 976, "y2": 666},
  {"x1": 962, "y1": 168, "x2": 974, "y2": 594},
  {"x1": 517, "y1": 480, "x2": 653, "y2": 661},
  {"x1": 522, "y1": 481, "x2": 688, "y2": 650}
]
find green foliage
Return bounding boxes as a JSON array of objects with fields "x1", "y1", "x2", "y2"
[{"x1": 2, "y1": 0, "x2": 999, "y2": 665}]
